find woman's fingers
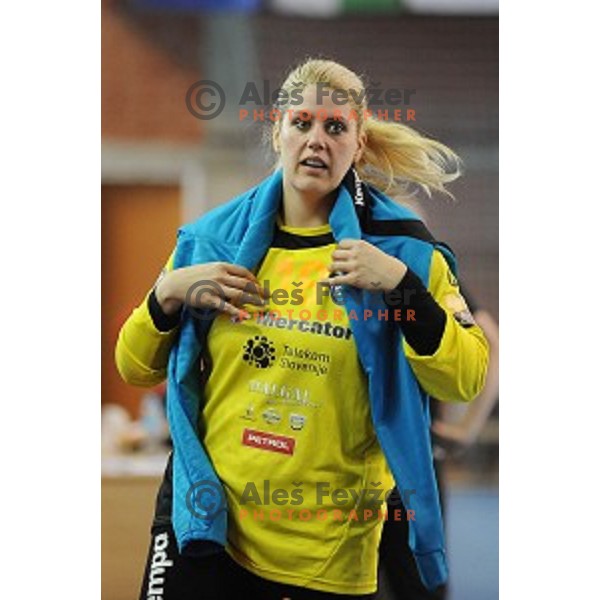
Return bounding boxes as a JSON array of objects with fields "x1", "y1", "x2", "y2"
[
  {"x1": 200, "y1": 292, "x2": 252, "y2": 320},
  {"x1": 221, "y1": 274, "x2": 268, "y2": 300},
  {"x1": 181, "y1": 263, "x2": 267, "y2": 304},
  {"x1": 220, "y1": 284, "x2": 266, "y2": 307},
  {"x1": 327, "y1": 240, "x2": 407, "y2": 291},
  {"x1": 220, "y1": 301, "x2": 252, "y2": 320},
  {"x1": 222, "y1": 263, "x2": 258, "y2": 282},
  {"x1": 322, "y1": 272, "x2": 356, "y2": 287},
  {"x1": 329, "y1": 260, "x2": 356, "y2": 273},
  {"x1": 190, "y1": 283, "x2": 264, "y2": 308},
  {"x1": 336, "y1": 239, "x2": 359, "y2": 250},
  {"x1": 208, "y1": 263, "x2": 267, "y2": 301},
  {"x1": 331, "y1": 249, "x2": 352, "y2": 261}
]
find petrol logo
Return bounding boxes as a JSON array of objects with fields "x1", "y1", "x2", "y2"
[{"x1": 242, "y1": 428, "x2": 296, "y2": 456}]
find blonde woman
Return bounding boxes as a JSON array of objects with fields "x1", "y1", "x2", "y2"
[{"x1": 116, "y1": 59, "x2": 488, "y2": 600}]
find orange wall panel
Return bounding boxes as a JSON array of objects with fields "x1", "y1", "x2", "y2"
[{"x1": 102, "y1": 184, "x2": 181, "y2": 416}]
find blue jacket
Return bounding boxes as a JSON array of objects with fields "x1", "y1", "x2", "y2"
[{"x1": 166, "y1": 168, "x2": 455, "y2": 590}]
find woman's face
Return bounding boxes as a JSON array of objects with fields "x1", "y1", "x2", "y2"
[{"x1": 275, "y1": 84, "x2": 365, "y2": 205}]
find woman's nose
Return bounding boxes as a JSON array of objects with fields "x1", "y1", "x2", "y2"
[{"x1": 307, "y1": 125, "x2": 326, "y2": 150}]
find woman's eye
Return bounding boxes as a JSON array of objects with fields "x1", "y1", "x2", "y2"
[
  {"x1": 326, "y1": 120, "x2": 346, "y2": 135},
  {"x1": 293, "y1": 118, "x2": 310, "y2": 130}
]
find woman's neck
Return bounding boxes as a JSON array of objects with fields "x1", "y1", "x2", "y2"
[{"x1": 280, "y1": 189, "x2": 335, "y2": 228}]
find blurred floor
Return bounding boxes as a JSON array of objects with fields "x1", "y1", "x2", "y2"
[
  {"x1": 378, "y1": 484, "x2": 498, "y2": 600},
  {"x1": 446, "y1": 486, "x2": 499, "y2": 600}
]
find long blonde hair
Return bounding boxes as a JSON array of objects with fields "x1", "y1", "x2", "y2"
[{"x1": 271, "y1": 58, "x2": 461, "y2": 199}]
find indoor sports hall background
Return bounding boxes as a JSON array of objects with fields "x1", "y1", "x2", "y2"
[{"x1": 101, "y1": 1, "x2": 498, "y2": 598}]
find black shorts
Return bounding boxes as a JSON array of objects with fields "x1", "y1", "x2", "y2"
[
  {"x1": 376, "y1": 460, "x2": 447, "y2": 600},
  {"x1": 139, "y1": 455, "x2": 376, "y2": 600}
]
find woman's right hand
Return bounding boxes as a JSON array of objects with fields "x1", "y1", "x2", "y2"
[{"x1": 155, "y1": 262, "x2": 268, "y2": 320}]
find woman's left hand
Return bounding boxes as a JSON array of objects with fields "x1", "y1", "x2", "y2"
[{"x1": 325, "y1": 239, "x2": 408, "y2": 292}]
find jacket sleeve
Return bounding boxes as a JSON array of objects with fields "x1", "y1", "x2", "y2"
[
  {"x1": 398, "y1": 250, "x2": 489, "y2": 402},
  {"x1": 114, "y1": 251, "x2": 181, "y2": 387}
]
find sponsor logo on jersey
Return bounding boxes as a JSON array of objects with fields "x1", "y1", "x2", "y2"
[
  {"x1": 242, "y1": 335, "x2": 276, "y2": 368},
  {"x1": 289, "y1": 413, "x2": 306, "y2": 431},
  {"x1": 242, "y1": 428, "x2": 295, "y2": 455},
  {"x1": 262, "y1": 408, "x2": 281, "y2": 425},
  {"x1": 240, "y1": 403, "x2": 256, "y2": 421}
]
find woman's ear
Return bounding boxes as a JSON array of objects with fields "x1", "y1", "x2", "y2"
[
  {"x1": 354, "y1": 131, "x2": 367, "y2": 164},
  {"x1": 272, "y1": 126, "x2": 281, "y2": 153}
]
